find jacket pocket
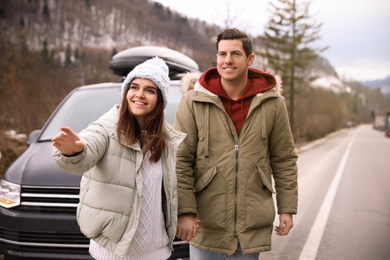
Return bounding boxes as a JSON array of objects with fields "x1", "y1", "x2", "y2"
[
  {"x1": 77, "y1": 204, "x2": 128, "y2": 242},
  {"x1": 77, "y1": 178, "x2": 135, "y2": 242},
  {"x1": 195, "y1": 166, "x2": 227, "y2": 229},
  {"x1": 245, "y1": 165, "x2": 276, "y2": 230}
]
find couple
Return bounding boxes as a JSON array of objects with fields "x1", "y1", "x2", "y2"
[{"x1": 52, "y1": 28, "x2": 298, "y2": 260}]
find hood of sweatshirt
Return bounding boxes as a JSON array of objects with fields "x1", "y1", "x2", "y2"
[
  {"x1": 181, "y1": 68, "x2": 282, "y2": 95},
  {"x1": 197, "y1": 67, "x2": 277, "y2": 100}
]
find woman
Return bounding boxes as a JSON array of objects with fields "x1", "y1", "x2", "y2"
[{"x1": 52, "y1": 57, "x2": 190, "y2": 259}]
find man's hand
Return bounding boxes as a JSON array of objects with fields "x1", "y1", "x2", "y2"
[
  {"x1": 176, "y1": 215, "x2": 201, "y2": 242},
  {"x1": 275, "y1": 213, "x2": 294, "y2": 236},
  {"x1": 52, "y1": 126, "x2": 85, "y2": 156}
]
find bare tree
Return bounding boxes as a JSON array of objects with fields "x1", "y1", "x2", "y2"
[{"x1": 209, "y1": 0, "x2": 250, "y2": 32}]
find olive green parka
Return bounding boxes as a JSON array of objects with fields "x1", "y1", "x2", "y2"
[{"x1": 174, "y1": 72, "x2": 298, "y2": 255}]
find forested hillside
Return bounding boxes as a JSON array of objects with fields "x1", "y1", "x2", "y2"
[
  {"x1": 1, "y1": 0, "x2": 217, "y2": 69},
  {"x1": 1, "y1": 0, "x2": 390, "y2": 177}
]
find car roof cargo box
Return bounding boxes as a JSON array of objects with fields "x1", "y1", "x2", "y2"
[{"x1": 109, "y1": 46, "x2": 199, "y2": 79}]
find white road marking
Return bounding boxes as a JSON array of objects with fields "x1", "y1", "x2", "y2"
[{"x1": 298, "y1": 128, "x2": 358, "y2": 260}]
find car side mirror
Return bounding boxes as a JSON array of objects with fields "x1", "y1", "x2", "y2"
[{"x1": 26, "y1": 130, "x2": 41, "y2": 147}]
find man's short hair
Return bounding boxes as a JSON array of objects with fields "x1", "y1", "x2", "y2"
[{"x1": 216, "y1": 28, "x2": 253, "y2": 57}]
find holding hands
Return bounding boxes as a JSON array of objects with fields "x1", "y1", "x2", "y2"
[
  {"x1": 176, "y1": 215, "x2": 201, "y2": 243},
  {"x1": 52, "y1": 126, "x2": 85, "y2": 156}
]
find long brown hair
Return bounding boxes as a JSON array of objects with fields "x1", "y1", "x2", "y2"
[{"x1": 116, "y1": 82, "x2": 166, "y2": 162}]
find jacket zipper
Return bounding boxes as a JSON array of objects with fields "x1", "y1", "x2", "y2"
[
  {"x1": 234, "y1": 144, "x2": 239, "y2": 237},
  {"x1": 223, "y1": 112, "x2": 239, "y2": 237},
  {"x1": 213, "y1": 101, "x2": 241, "y2": 237}
]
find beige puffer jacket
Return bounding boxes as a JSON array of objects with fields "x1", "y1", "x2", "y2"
[
  {"x1": 53, "y1": 105, "x2": 186, "y2": 258},
  {"x1": 174, "y1": 73, "x2": 298, "y2": 255}
]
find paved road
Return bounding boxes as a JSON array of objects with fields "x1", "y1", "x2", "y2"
[{"x1": 260, "y1": 125, "x2": 390, "y2": 260}]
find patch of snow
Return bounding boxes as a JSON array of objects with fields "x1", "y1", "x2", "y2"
[
  {"x1": 310, "y1": 71, "x2": 350, "y2": 94},
  {"x1": 5, "y1": 130, "x2": 27, "y2": 140}
]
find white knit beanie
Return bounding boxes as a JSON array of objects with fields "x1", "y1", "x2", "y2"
[{"x1": 121, "y1": 57, "x2": 170, "y2": 108}]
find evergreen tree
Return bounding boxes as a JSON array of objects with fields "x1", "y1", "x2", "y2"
[
  {"x1": 42, "y1": 0, "x2": 50, "y2": 19},
  {"x1": 20, "y1": 18, "x2": 25, "y2": 28},
  {"x1": 73, "y1": 48, "x2": 80, "y2": 67},
  {"x1": 64, "y1": 44, "x2": 72, "y2": 67},
  {"x1": 85, "y1": 0, "x2": 92, "y2": 9},
  {"x1": 74, "y1": 48, "x2": 80, "y2": 60},
  {"x1": 41, "y1": 39, "x2": 49, "y2": 61},
  {"x1": 258, "y1": 0, "x2": 326, "y2": 136}
]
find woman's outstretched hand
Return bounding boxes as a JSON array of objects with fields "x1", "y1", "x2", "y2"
[{"x1": 52, "y1": 126, "x2": 85, "y2": 156}]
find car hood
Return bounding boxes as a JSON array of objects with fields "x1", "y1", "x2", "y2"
[{"x1": 4, "y1": 141, "x2": 82, "y2": 187}]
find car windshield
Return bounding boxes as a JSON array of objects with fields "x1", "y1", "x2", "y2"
[{"x1": 39, "y1": 83, "x2": 183, "y2": 142}]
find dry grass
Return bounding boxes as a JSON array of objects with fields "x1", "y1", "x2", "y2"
[{"x1": 0, "y1": 131, "x2": 27, "y2": 179}]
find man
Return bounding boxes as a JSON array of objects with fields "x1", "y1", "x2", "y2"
[{"x1": 174, "y1": 28, "x2": 298, "y2": 259}]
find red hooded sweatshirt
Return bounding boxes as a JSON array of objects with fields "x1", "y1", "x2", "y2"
[{"x1": 198, "y1": 67, "x2": 276, "y2": 136}]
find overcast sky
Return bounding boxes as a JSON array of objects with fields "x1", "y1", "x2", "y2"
[{"x1": 154, "y1": 0, "x2": 390, "y2": 82}]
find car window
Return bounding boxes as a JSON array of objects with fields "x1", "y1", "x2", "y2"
[
  {"x1": 39, "y1": 84, "x2": 182, "y2": 142},
  {"x1": 39, "y1": 87, "x2": 122, "y2": 141},
  {"x1": 165, "y1": 85, "x2": 182, "y2": 125}
]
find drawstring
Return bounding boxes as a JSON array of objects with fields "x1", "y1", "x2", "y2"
[
  {"x1": 262, "y1": 106, "x2": 266, "y2": 140},
  {"x1": 241, "y1": 100, "x2": 244, "y2": 127},
  {"x1": 205, "y1": 103, "x2": 210, "y2": 158}
]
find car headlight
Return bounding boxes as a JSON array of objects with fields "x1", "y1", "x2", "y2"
[{"x1": 0, "y1": 179, "x2": 21, "y2": 208}]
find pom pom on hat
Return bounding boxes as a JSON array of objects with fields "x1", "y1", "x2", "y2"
[{"x1": 121, "y1": 57, "x2": 170, "y2": 108}]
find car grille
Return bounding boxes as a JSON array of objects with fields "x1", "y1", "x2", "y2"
[
  {"x1": 14, "y1": 185, "x2": 79, "y2": 214},
  {"x1": 0, "y1": 232, "x2": 89, "y2": 258},
  {"x1": 0, "y1": 227, "x2": 89, "y2": 247}
]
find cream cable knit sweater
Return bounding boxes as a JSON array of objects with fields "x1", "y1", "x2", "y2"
[{"x1": 89, "y1": 151, "x2": 170, "y2": 260}]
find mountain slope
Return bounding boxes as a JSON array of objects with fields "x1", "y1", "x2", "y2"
[
  {"x1": 0, "y1": 0, "x2": 217, "y2": 70},
  {"x1": 361, "y1": 76, "x2": 390, "y2": 94}
]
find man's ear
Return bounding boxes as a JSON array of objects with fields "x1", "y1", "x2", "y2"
[{"x1": 247, "y1": 53, "x2": 255, "y2": 67}]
